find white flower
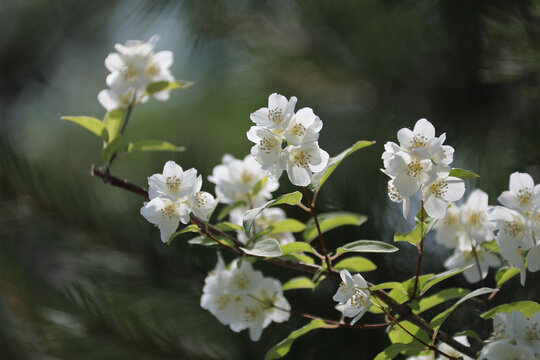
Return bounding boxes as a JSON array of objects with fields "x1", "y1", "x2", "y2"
[
  {"x1": 396, "y1": 118, "x2": 445, "y2": 161},
  {"x1": 97, "y1": 87, "x2": 136, "y2": 111},
  {"x1": 100, "y1": 35, "x2": 175, "y2": 110},
  {"x1": 434, "y1": 203, "x2": 466, "y2": 249},
  {"x1": 283, "y1": 107, "x2": 322, "y2": 146},
  {"x1": 252, "y1": 278, "x2": 290, "y2": 325},
  {"x1": 208, "y1": 154, "x2": 278, "y2": 206},
  {"x1": 498, "y1": 172, "x2": 540, "y2": 213},
  {"x1": 230, "y1": 207, "x2": 295, "y2": 245},
  {"x1": 225, "y1": 259, "x2": 264, "y2": 295},
  {"x1": 489, "y1": 207, "x2": 534, "y2": 252},
  {"x1": 492, "y1": 312, "x2": 515, "y2": 342},
  {"x1": 148, "y1": 161, "x2": 200, "y2": 201},
  {"x1": 333, "y1": 270, "x2": 370, "y2": 325},
  {"x1": 406, "y1": 355, "x2": 434, "y2": 360},
  {"x1": 435, "y1": 335, "x2": 474, "y2": 360},
  {"x1": 387, "y1": 178, "x2": 412, "y2": 219},
  {"x1": 250, "y1": 93, "x2": 297, "y2": 132},
  {"x1": 526, "y1": 244, "x2": 540, "y2": 273},
  {"x1": 479, "y1": 341, "x2": 536, "y2": 360},
  {"x1": 140, "y1": 198, "x2": 189, "y2": 243},
  {"x1": 189, "y1": 190, "x2": 216, "y2": 221},
  {"x1": 279, "y1": 142, "x2": 329, "y2": 187},
  {"x1": 247, "y1": 126, "x2": 283, "y2": 172},
  {"x1": 443, "y1": 245, "x2": 500, "y2": 283},
  {"x1": 460, "y1": 189, "x2": 495, "y2": 243},
  {"x1": 513, "y1": 310, "x2": 540, "y2": 353},
  {"x1": 421, "y1": 166, "x2": 465, "y2": 219},
  {"x1": 385, "y1": 150, "x2": 435, "y2": 197}
]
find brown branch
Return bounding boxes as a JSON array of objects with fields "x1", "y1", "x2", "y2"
[
  {"x1": 471, "y1": 243, "x2": 490, "y2": 339},
  {"x1": 411, "y1": 200, "x2": 426, "y2": 299},
  {"x1": 92, "y1": 170, "x2": 478, "y2": 359}
]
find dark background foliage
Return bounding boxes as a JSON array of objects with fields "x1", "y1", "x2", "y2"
[{"x1": 0, "y1": 1, "x2": 539, "y2": 359}]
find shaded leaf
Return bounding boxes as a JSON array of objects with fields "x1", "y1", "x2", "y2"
[
  {"x1": 282, "y1": 254, "x2": 315, "y2": 264},
  {"x1": 265, "y1": 319, "x2": 327, "y2": 359},
  {"x1": 252, "y1": 176, "x2": 268, "y2": 198},
  {"x1": 480, "y1": 301, "x2": 540, "y2": 319},
  {"x1": 369, "y1": 282, "x2": 405, "y2": 292},
  {"x1": 337, "y1": 240, "x2": 398, "y2": 255},
  {"x1": 243, "y1": 192, "x2": 303, "y2": 235},
  {"x1": 415, "y1": 288, "x2": 470, "y2": 314},
  {"x1": 420, "y1": 265, "x2": 473, "y2": 295},
  {"x1": 61, "y1": 116, "x2": 109, "y2": 141},
  {"x1": 333, "y1": 256, "x2": 377, "y2": 272},
  {"x1": 241, "y1": 238, "x2": 282, "y2": 257},
  {"x1": 168, "y1": 225, "x2": 200, "y2": 244},
  {"x1": 214, "y1": 222, "x2": 243, "y2": 232},
  {"x1": 217, "y1": 200, "x2": 247, "y2": 221},
  {"x1": 388, "y1": 320, "x2": 430, "y2": 346},
  {"x1": 495, "y1": 267, "x2": 520, "y2": 287},
  {"x1": 303, "y1": 212, "x2": 367, "y2": 242},
  {"x1": 374, "y1": 343, "x2": 424, "y2": 360},
  {"x1": 310, "y1": 140, "x2": 375, "y2": 191}
]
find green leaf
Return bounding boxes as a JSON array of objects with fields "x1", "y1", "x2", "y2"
[
  {"x1": 480, "y1": 301, "x2": 540, "y2": 319},
  {"x1": 168, "y1": 225, "x2": 200, "y2": 244},
  {"x1": 252, "y1": 176, "x2": 268, "y2": 198},
  {"x1": 388, "y1": 320, "x2": 430, "y2": 346},
  {"x1": 61, "y1": 116, "x2": 109, "y2": 141},
  {"x1": 188, "y1": 235, "x2": 234, "y2": 248},
  {"x1": 268, "y1": 219, "x2": 306, "y2": 234},
  {"x1": 430, "y1": 287, "x2": 497, "y2": 329},
  {"x1": 146, "y1": 80, "x2": 194, "y2": 95},
  {"x1": 420, "y1": 265, "x2": 473, "y2": 295},
  {"x1": 217, "y1": 200, "x2": 247, "y2": 221},
  {"x1": 303, "y1": 212, "x2": 367, "y2": 242},
  {"x1": 415, "y1": 288, "x2": 470, "y2": 314},
  {"x1": 127, "y1": 140, "x2": 185, "y2": 153},
  {"x1": 337, "y1": 240, "x2": 398, "y2": 255},
  {"x1": 402, "y1": 274, "x2": 434, "y2": 299},
  {"x1": 214, "y1": 222, "x2": 243, "y2": 232},
  {"x1": 102, "y1": 135, "x2": 124, "y2": 161},
  {"x1": 333, "y1": 256, "x2": 377, "y2": 272},
  {"x1": 393, "y1": 222, "x2": 425, "y2": 246},
  {"x1": 103, "y1": 109, "x2": 125, "y2": 141},
  {"x1": 369, "y1": 282, "x2": 405, "y2": 292},
  {"x1": 481, "y1": 240, "x2": 500, "y2": 252},
  {"x1": 449, "y1": 168, "x2": 480, "y2": 180},
  {"x1": 310, "y1": 140, "x2": 375, "y2": 191},
  {"x1": 282, "y1": 254, "x2": 315, "y2": 264},
  {"x1": 280, "y1": 242, "x2": 315, "y2": 255},
  {"x1": 241, "y1": 238, "x2": 282, "y2": 257},
  {"x1": 495, "y1": 267, "x2": 520, "y2": 287},
  {"x1": 454, "y1": 329, "x2": 482, "y2": 341},
  {"x1": 243, "y1": 192, "x2": 303, "y2": 235},
  {"x1": 282, "y1": 276, "x2": 316, "y2": 291},
  {"x1": 265, "y1": 319, "x2": 327, "y2": 360},
  {"x1": 374, "y1": 343, "x2": 424, "y2": 360}
]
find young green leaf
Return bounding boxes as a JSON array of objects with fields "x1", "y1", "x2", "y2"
[
  {"x1": 268, "y1": 219, "x2": 306, "y2": 234},
  {"x1": 252, "y1": 176, "x2": 268, "y2": 198},
  {"x1": 188, "y1": 235, "x2": 235, "y2": 248},
  {"x1": 393, "y1": 222, "x2": 425, "y2": 246},
  {"x1": 333, "y1": 256, "x2": 377, "y2": 272},
  {"x1": 310, "y1": 140, "x2": 375, "y2": 191},
  {"x1": 103, "y1": 108, "x2": 125, "y2": 141},
  {"x1": 214, "y1": 222, "x2": 243, "y2": 232},
  {"x1": 282, "y1": 276, "x2": 316, "y2": 291},
  {"x1": 280, "y1": 242, "x2": 315, "y2": 255},
  {"x1": 102, "y1": 135, "x2": 124, "y2": 161},
  {"x1": 168, "y1": 225, "x2": 200, "y2": 244},
  {"x1": 449, "y1": 168, "x2": 480, "y2": 180},
  {"x1": 430, "y1": 287, "x2": 497, "y2": 329},
  {"x1": 282, "y1": 253, "x2": 315, "y2": 264},
  {"x1": 336, "y1": 240, "x2": 398, "y2": 255},
  {"x1": 303, "y1": 212, "x2": 367, "y2": 242},
  {"x1": 388, "y1": 320, "x2": 430, "y2": 346},
  {"x1": 369, "y1": 282, "x2": 405, "y2": 292},
  {"x1": 243, "y1": 191, "x2": 303, "y2": 235},
  {"x1": 414, "y1": 288, "x2": 470, "y2": 314},
  {"x1": 420, "y1": 265, "x2": 473, "y2": 295},
  {"x1": 145, "y1": 80, "x2": 194, "y2": 95},
  {"x1": 480, "y1": 301, "x2": 540, "y2": 319},
  {"x1": 402, "y1": 274, "x2": 434, "y2": 299},
  {"x1": 373, "y1": 343, "x2": 424, "y2": 360},
  {"x1": 495, "y1": 267, "x2": 520, "y2": 287},
  {"x1": 241, "y1": 238, "x2": 282, "y2": 257},
  {"x1": 217, "y1": 200, "x2": 247, "y2": 221},
  {"x1": 127, "y1": 140, "x2": 185, "y2": 153},
  {"x1": 61, "y1": 116, "x2": 109, "y2": 141},
  {"x1": 265, "y1": 319, "x2": 327, "y2": 360}
]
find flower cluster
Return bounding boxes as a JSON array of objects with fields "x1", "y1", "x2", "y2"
[
  {"x1": 382, "y1": 118, "x2": 464, "y2": 219},
  {"x1": 406, "y1": 336, "x2": 474, "y2": 360},
  {"x1": 200, "y1": 255, "x2": 290, "y2": 341},
  {"x1": 247, "y1": 93, "x2": 329, "y2": 186},
  {"x1": 332, "y1": 270, "x2": 371, "y2": 325},
  {"x1": 488, "y1": 172, "x2": 540, "y2": 285},
  {"x1": 435, "y1": 189, "x2": 500, "y2": 283},
  {"x1": 479, "y1": 310, "x2": 540, "y2": 359},
  {"x1": 140, "y1": 161, "x2": 215, "y2": 243},
  {"x1": 98, "y1": 36, "x2": 175, "y2": 111}
]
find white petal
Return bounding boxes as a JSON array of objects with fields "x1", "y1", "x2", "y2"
[
  {"x1": 526, "y1": 244, "x2": 540, "y2": 272},
  {"x1": 509, "y1": 172, "x2": 535, "y2": 193},
  {"x1": 288, "y1": 165, "x2": 311, "y2": 187},
  {"x1": 163, "y1": 161, "x2": 183, "y2": 178},
  {"x1": 151, "y1": 50, "x2": 173, "y2": 68},
  {"x1": 104, "y1": 53, "x2": 124, "y2": 72},
  {"x1": 445, "y1": 177, "x2": 465, "y2": 201},
  {"x1": 393, "y1": 174, "x2": 420, "y2": 197},
  {"x1": 498, "y1": 191, "x2": 520, "y2": 209},
  {"x1": 413, "y1": 118, "x2": 435, "y2": 139}
]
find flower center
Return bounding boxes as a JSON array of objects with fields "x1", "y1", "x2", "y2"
[
  {"x1": 268, "y1": 108, "x2": 284, "y2": 125},
  {"x1": 123, "y1": 66, "x2": 138, "y2": 81},
  {"x1": 215, "y1": 294, "x2": 231, "y2": 310},
  {"x1": 233, "y1": 273, "x2": 249, "y2": 290},
  {"x1": 259, "y1": 137, "x2": 278, "y2": 154},
  {"x1": 194, "y1": 192, "x2": 209, "y2": 209},
  {"x1": 292, "y1": 123, "x2": 306, "y2": 137},
  {"x1": 406, "y1": 160, "x2": 425, "y2": 179},
  {"x1": 504, "y1": 220, "x2": 523, "y2": 238},
  {"x1": 241, "y1": 305, "x2": 261, "y2": 323},
  {"x1": 429, "y1": 179, "x2": 448, "y2": 199},
  {"x1": 410, "y1": 134, "x2": 428, "y2": 149},
  {"x1": 517, "y1": 188, "x2": 532, "y2": 206},
  {"x1": 350, "y1": 287, "x2": 369, "y2": 309},
  {"x1": 161, "y1": 202, "x2": 176, "y2": 219},
  {"x1": 145, "y1": 62, "x2": 160, "y2": 77},
  {"x1": 444, "y1": 212, "x2": 458, "y2": 225},
  {"x1": 241, "y1": 171, "x2": 254, "y2": 184},
  {"x1": 387, "y1": 182, "x2": 402, "y2": 202},
  {"x1": 166, "y1": 176, "x2": 181, "y2": 192},
  {"x1": 469, "y1": 211, "x2": 484, "y2": 227},
  {"x1": 293, "y1": 151, "x2": 311, "y2": 168},
  {"x1": 525, "y1": 323, "x2": 539, "y2": 343}
]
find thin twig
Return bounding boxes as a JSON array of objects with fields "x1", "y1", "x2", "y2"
[
  {"x1": 470, "y1": 242, "x2": 490, "y2": 338},
  {"x1": 105, "y1": 100, "x2": 135, "y2": 173},
  {"x1": 302, "y1": 187, "x2": 332, "y2": 271},
  {"x1": 411, "y1": 200, "x2": 425, "y2": 299}
]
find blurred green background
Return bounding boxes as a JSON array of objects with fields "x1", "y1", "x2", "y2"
[{"x1": 1, "y1": 1, "x2": 539, "y2": 359}]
